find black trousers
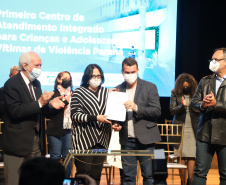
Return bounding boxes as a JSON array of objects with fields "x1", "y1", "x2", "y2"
[{"x1": 74, "y1": 144, "x2": 106, "y2": 185}]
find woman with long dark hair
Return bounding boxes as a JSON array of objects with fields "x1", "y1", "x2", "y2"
[
  {"x1": 170, "y1": 73, "x2": 200, "y2": 185},
  {"x1": 71, "y1": 64, "x2": 111, "y2": 185},
  {"x1": 46, "y1": 71, "x2": 73, "y2": 178}
]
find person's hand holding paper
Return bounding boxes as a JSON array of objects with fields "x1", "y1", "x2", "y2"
[{"x1": 124, "y1": 100, "x2": 137, "y2": 111}]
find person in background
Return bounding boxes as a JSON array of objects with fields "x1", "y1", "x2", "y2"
[
  {"x1": 76, "y1": 174, "x2": 97, "y2": 185},
  {"x1": 0, "y1": 65, "x2": 19, "y2": 118},
  {"x1": 112, "y1": 57, "x2": 161, "y2": 185},
  {"x1": 19, "y1": 157, "x2": 65, "y2": 185},
  {"x1": 46, "y1": 71, "x2": 73, "y2": 178},
  {"x1": 170, "y1": 73, "x2": 200, "y2": 185},
  {"x1": 0, "y1": 65, "x2": 19, "y2": 185},
  {"x1": 70, "y1": 64, "x2": 111, "y2": 185},
  {"x1": 191, "y1": 47, "x2": 226, "y2": 185},
  {"x1": 9, "y1": 65, "x2": 19, "y2": 78},
  {"x1": 2, "y1": 51, "x2": 64, "y2": 185}
]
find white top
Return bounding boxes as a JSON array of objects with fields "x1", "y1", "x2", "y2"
[
  {"x1": 126, "y1": 84, "x2": 137, "y2": 138},
  {"x1": 20, "y1": 71, "x2": 42, "y2": 108}
]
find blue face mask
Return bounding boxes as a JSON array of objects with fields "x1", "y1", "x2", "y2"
[{"x1": 28, "y1": 65, "x2": 41, "y2": 81}]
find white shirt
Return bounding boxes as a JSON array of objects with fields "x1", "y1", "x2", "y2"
[
  {"x1": 20, "y1": 71, "x2": 42, "y2": 108},
  {"x1": 126, "y1": 84, "x2": 137, "y2": 138}
]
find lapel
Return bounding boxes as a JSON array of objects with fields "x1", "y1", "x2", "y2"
[
  {"x1": 18, "y1": 73, "x2": 33, "y2": 102},
  {"x1": 33, "y1": 79, "x2": 41, "y2": 100},
  {"x1": 134, "y1": 78, "x2": 142, "y2": 104},
  {"x1": 208, "y1": 74, "x2": 216, "y2": 96},
  {"x1": 120, "y1": 82, "x2": 127, "y2": 93},
  {"x1": 219, "y1": 78, "x2": 226, "y2": 88},
  {"x1": 216, "y1": 75, "x2": 226, "y2": 99}
]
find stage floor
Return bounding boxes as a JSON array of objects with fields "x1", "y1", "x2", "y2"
[{"x1": 71, "y1": 163, "x2": 220, "y2": 185}]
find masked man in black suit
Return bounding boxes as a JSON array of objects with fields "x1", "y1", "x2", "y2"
[{"x1": 2, "y1": 51, "x2": 64, "y2": 185}]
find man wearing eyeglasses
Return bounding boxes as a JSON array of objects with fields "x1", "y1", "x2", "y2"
[{"x1": 191, "y1": 47, "x2": 226, "y2": 185}]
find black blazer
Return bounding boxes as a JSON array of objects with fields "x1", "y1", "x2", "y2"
[
  {"x1": 115, "y1": 78, "x2": 161, "y2": 145},
  {"x1": 2, "y1": 72, "x2": 45, "y2": 157},
  {"x1": 170, "y1": 91, "x2": 200, "y2": 137},
  {"x1": 46, "y1": 89, "x2": 69, "y2": 137},
  {"x1": 0, "y1": 87, "x2": 4, "y2": 118}
]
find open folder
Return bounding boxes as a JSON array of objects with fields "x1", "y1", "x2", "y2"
[{"x1": 104, "y1": 92, "x2": 128, "y2": 122}]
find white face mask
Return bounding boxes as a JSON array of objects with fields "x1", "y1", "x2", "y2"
[
  {"x1": 27, "y1": 65, "x2": 41, "y2": 81},
  {"x1": 89, "y1": 78, "x2": 102, "y2": 88},
  {"x1": 123, "y1": 74, "x2": 138, "y2": 84},
  {"x1": 209, "y1": 59, "x2": 225, "y2": 73}
]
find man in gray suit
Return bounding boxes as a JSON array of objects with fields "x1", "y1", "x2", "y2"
[{"x1": 113, "y1": 57, "x2": 161, "y2": 185}]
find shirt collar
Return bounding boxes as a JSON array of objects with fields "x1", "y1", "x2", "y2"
[
  {"x1": 20, "y1": 71, "x2": 30, "y2": 85},
  {"x1": 216, "y1": 74, "x2": 226, "y2": 82}
]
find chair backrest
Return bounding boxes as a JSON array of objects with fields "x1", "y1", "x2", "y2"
[
  {"x1": 45, "y1": 118, "x2": 50, "y2": 155},
  {"x1": 156, "y1": 123, "x2": 184, "y2": 163},
  {"x1": 164, "y1": 119, "x2": 173, "y2": 152},
  {"x1": 165, "y1": 119, "x2": 172, "y2": 124},
  {"x1": 0, "y1": 121, "x2": 3, "y2": 135}
]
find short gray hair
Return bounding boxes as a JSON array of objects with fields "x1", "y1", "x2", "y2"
[
  {"x1": 19, "y1": 52, "x2": 32, "y2": 70},
  {"x1": 10, "y1": 65, "x2": 19, "y2": 75},
  {"x1": 214, "y1": 47, "x2": 226, "y2": 57}
]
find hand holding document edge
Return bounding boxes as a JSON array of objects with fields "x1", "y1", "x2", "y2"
[{"x1": 104, "y1": 91, "x2": 128, "y2": 122}]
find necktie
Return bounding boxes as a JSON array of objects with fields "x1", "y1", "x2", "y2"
[
  {"x1": 28, "y1": 82, "x2": 40, "y2": 132},
  {"x1": 28, "y1": 82, "x2": 35, "y2": 101}
]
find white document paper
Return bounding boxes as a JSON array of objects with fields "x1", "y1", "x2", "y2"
[{"x1": 105, "y1": 92, "x2": 128, "y2": 122}]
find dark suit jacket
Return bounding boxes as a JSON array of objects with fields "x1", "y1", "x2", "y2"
[
  {"x1": 0, "y1": 87, "x2": 4, "y2": 151},
  {"x1": 2, "y1": 72, "x2": 45, "y2": 157},
  {"x1": 115, "y1": 78, "x2": 161, "y2": 145},
  {"x1": 0, "y1": 87, "x2": 4, "y2": 118}
]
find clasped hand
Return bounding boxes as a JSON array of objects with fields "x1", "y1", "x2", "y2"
[
  {"x1": 181, "y1": 96, "x2": 186, "y2": 107},
  {"x1": 112, "y1": 123, "x2": 122, "y2": 131},
  {"x1": 39, "y1": 90, "x2": 54, "y2": 106},
  {"x1": 202, "y1": 91, "x2": 216, "y2": 108},
  {"x1": 39, "y1": 90, "x2": 65, "y2": 109}
]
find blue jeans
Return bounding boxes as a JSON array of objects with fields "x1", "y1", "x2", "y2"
[
  {"x1": 192, "y1": 140, "x2": 226, "y2": 185},
  {"x1": 47, "y1": 131, "x2": 72, "y2": 178},
  {"x1": 121, "y1": 138, "x2": 154, "y2": 185}
]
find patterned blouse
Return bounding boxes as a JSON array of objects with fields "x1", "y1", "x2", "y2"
[{"x1": 71, "y1": 86, "x2": 111, "y2": 150}]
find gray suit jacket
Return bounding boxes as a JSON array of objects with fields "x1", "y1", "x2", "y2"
[{"x1": 115, "y1": 78, "x2": 161, "y2": 145}]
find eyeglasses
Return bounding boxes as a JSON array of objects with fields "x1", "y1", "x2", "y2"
[
  {"x1": 91, "y1": 75, "x2": 101, "y2": 79},
  {"x1": 208, "y1": 58, "x2": 226, "y2": 63}
]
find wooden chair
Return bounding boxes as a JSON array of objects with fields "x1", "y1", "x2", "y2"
[
  {"x1": 165, "y1": 119, "x2": 173, "y2": 159},
  {"x1": 156, "y1": 123, "x2": 187, "y2": 185},
  {"x1": 44, "y1": 118, "x2": 50, "y2": 156},
  {"x1": 102, "y1": 162, "x2": 112, "y2": 185}
]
